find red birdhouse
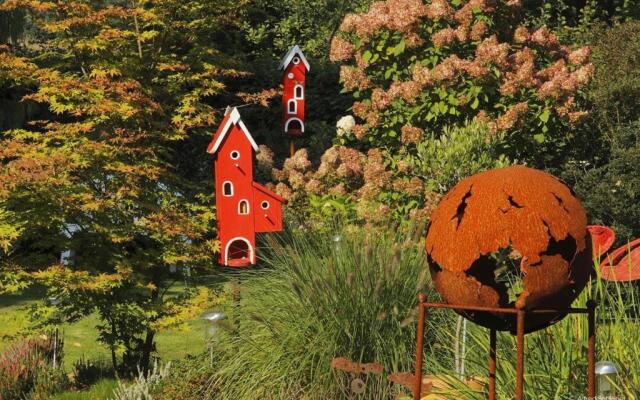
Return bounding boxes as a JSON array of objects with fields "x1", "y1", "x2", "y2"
[
  {"x1": 279, "y1": 45, "x2": 310, "y2": 137},
  {"x1": 207, "y1": 107, "x2": 284, "y2": 267}
]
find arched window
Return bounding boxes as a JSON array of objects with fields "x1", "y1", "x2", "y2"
[
  {"x1": 223, "y1": 181, "x2": 233, "y2": 196},
  {"x1": 238, "y1": 200, "x2": 249, "y2": 215},
  {"x1": 294, "y1": 85, "x2": 304, "y2": 99},
  {"x1": 288, "y1": 99, "x2": 297, "y2": 114}
]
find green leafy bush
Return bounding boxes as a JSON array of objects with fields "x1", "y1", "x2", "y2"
[
  {"x1": 522, "y1": 0, "x2": 640, "y2": 38},
  {"x1": 155, "y1": 355, "x2": 210, "y2": 400},
  {"x1": 273, "y1": 121, "x2": 508, "y2": 226},
  {"x1": 405, "y1": 122, "x2": 510, "y2": 192},
  {"x1": 72, "y1": 356, "x2": 114, "y2": 389},
  {"x1": 573, "y1": 122, "x2": 640, "y2": 243},
  {"x1": 589, "y1": 21, "x2": 640, "y2": 132}
]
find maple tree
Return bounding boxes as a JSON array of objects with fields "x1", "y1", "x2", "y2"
[{"x1": 0, "y1": 0, "x2": 270, "y2": 373}]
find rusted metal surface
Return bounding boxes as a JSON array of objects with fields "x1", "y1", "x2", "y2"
[
  {"x1": 330, "y1": 357, "x2": 383, "y2": 375},
  {"x1": 488, "y1": 329, "x2": 496, "y2": 400},
  {"x1": 587, "y1": 300, "x2": 596, "y2": 398},
  {"x1": 515, "y1": 310, "x2": 525, "y2": 400},
  {"x1": 588, "y1": 225, "x2": 616, "y2": 257},
  {"x1": 425, "y1": 166, "x2": 593, "y2": 333},
  {"x1": 599, "y1": 238, "x2": 640, "y2": 281},
  {"x1": 413, "y1": 300, "x2": 597, "y2": 400},
  {"x1": 413, "y1": 293, "x2": 427, "y2": 398}
]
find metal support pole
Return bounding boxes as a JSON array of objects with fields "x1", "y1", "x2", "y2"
[
  {"x1": 488, "y1": 328, "x2": 497, "y2": 400},
  {"x1": 289, "y1": 138, "x2": 295, "y2": 158},
  {"x1": 413, "y1": 293, "x2": 427, "y2": 400},
  {"x1": 587, "y1": 300, "x2": 596, "y2": 398},
  {"x1": 515, "y1": 310, "x2": 525, "y2": 400}
]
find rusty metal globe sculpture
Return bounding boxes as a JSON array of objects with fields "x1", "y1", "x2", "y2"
[{"x1": 425, "y1": 166, "x2": 593, "y2": 333}]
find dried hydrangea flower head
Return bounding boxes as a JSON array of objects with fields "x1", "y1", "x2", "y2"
[{"x1": 330, "y1": 0, "x2": 593, "y2": 145}]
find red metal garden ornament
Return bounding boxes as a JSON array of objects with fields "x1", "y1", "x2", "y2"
[
  {"x1": 587, "y1": 224, "x2": 640, "y2": 281},
  {"x1": 207, "y1": 107, "x2": 284, "y2": 267},
  {"x1": 599, "y1": 238, "x2": 640, "y2": 281},
  {"x1": 587, "y1": 225, "x2": 616, "y2": 258}
]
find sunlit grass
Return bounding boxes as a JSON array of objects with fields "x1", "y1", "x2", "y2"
[
  {"x1": 419, "y1": 259, "x2": 640, "y2": 399},
  {"x1": 0, "y1": 286, "x2": 210, "y2": 366},
  {"x1": 48, "y1": 378, "x2": 119, "y2": 400},
  {"x1": 201, "y1": 224, "x2": 436, "y2": 399}
]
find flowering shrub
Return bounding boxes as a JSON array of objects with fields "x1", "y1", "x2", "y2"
[
  {"x1": 0, "y1": 331, "x2": 64, "y2": 399},
  {"x1": 267, "y1": 0, "x2": 595, "y2": 227},
  {"x1": 270, "y1": 121, "x2": 506, "y2": 227},
  {"x1": 330, "y1": 0, "x2": 593, "y2": 166}
]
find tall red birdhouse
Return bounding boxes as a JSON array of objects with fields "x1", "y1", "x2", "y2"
[
  {"x1": 207, "y1": 107, "x2": 284, "y2": 267},
  {"x1": 279, "y1": 45, "x2": 310, "y2": 137}
]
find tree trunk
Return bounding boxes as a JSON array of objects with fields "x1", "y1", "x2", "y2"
[
  {"x1": 109, "y1": 319, "x2": 119, "y2": 377},
  {"x1": 140, "y1": 272, "x2": 160, "y2": 374},
  {"x1": 140, "y1": 328, "x2": 155, "y2": 374}
]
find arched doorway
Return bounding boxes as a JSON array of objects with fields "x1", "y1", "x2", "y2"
[
  {"x1": 225, "y1": 237, "x2": 253, "y2": 267},
  {"x1": 285, "y1": 118, "x2": 304, "y2": 135}
]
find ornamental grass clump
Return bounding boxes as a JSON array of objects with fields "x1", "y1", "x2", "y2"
[{"x1": 203, "y1": 224, "x2": 434, "y2": 399}]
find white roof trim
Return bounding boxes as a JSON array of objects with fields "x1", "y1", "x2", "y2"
[
  {"x1": 208, "y1": 107, "x2": 259, "y2": 154},
  {"x1": 278, "y1": 45, "x2": 311, "y2": 71}
]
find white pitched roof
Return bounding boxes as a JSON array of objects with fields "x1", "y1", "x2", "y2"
[
  {"x1": 207, "y1": 107, "x2": 259, "y2": 154},
  {"x1": 278, "y1": 45, "x2": 311, "y2": 71}
]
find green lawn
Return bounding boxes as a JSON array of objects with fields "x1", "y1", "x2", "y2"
[
  {"x1": 0, "y1": 281, "x2": 220, "y2": 399},
  {"x1": 49, "y1": 379, "x2": 119, "y2": 400},
  {"x1": 0, "y1": 287, "x2": 210, "y2": 365}
]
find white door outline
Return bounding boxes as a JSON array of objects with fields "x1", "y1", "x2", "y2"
[
  {"x1": 284, "y1": 117, "x2": 305, "y2": 133},
  {"x1": 224, "y1": 237, "x2": 254, "y2": 265}
]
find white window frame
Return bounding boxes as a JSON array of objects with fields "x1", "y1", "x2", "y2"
[
  {"x1": 238, "y1": 199, "x2": 250, "y2": 215},
  {"x1": 287, "y1": 99, "x2": 297, "y2": 114},
  {"x1": 294, "y1": 84, "x2": 304, "y2": 100},
  {"x1": 222, "y1": 181, "x2": 234, "y2": 197}
]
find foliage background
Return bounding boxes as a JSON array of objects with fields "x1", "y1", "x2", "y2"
[{"x1": 1, "y1": 0, "x2": 640, "y2": 398}]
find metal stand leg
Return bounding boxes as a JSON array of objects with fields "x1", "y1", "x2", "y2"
[
  {"x1": 515, "y1": 310, "x2": 525, "y2": 400},
  {"x1": 414, "y1": 293, "x2": 427, "y2": 400},
  {"x1": 587, "y1": 300, "x2": 596, "y2": 398},
  {"x1": 489, "y1": 329, "x2": 497, "y2": 400}
]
